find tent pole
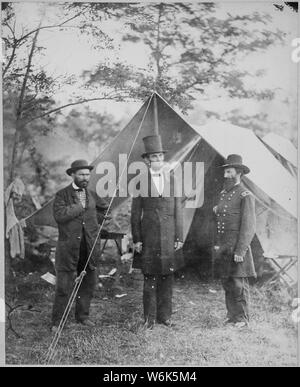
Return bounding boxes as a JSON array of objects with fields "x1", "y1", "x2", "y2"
[{"x1": 153, "y1": 93, "x2": 159, "y2": 135}]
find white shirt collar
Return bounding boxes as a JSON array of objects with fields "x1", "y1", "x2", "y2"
[
  {"x1": 149, "y1": 168, "x2": 163, "y2": 175},
  {"x1": 72, "y1": 182, "x2": 80, "y2": 190}
]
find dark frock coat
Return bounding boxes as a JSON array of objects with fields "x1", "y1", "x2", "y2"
[
  {"x1": 131, "y1": 169, "x2": 184, "y2": 275},
  {"x1": 215, "y1": 183, "x2": 256, "y2": 278},
  {"x1": 53, "y1": 184, "x2": 108, "y2": 271}
]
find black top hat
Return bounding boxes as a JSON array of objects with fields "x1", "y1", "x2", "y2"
[
  {"x1": 141, "y1": 135, "x2": 167, "y2": 158},
  {"x1": 219, "y1": 154, "x2": 250, "y2": 174},
  {"x1": 66, "y1": 159, "x2": 94, "y2": 176}
]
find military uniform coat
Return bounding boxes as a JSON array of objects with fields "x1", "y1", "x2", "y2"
[
  {"x1": 214, "y1": 183, "x2": 256, "y2": 278},
  {"x1": 53, "y1": 184, "x2": 108, "y2": 271},
  {"x1": 131, "y1": 169, "x2": 184, "y2": 275}
]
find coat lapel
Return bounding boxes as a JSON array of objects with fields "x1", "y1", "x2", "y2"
[
  {"x1": 85, "y1": 188, "x2": 90, "y2": 209},
  {"x1": 162, "y1": 168, "x2": 172, "y2": 197},
  {"x1": 67, "y1": 183, "x2": 88, "y2": 208},
  {"x1": 148, "y1": 171, "x2": 157, "y2": 197},
  {"x1": 66, "y1": 183, "x2": 78, "y2": 203}
]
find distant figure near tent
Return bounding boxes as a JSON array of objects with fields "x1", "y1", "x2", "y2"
[
  {"x1": 213, "y1": 155, "x2": 256, "y2": 328},
  {"x1": 131, "y1": 134, "x2": 184, "y2": 329}
]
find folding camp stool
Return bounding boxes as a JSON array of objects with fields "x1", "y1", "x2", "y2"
[{"x1": 262, "y1": 254, "x2": 297, "y2": 292}]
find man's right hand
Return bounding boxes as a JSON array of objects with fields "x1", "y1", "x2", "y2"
[{"x1": 134, "y1": 242, "x2": 143, "y2": 253}]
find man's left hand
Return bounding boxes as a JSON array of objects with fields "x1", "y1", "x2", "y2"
[
  {"x1": 174, "y1": 241, "x2": 183, "y2": 251},
  {"x1": 234, "y1": 254, "x2": 244, "y2": 263}
]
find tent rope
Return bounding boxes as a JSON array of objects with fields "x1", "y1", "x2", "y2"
[{"x1": 44, "y1": 93, "x2": 155, "y2": 365}]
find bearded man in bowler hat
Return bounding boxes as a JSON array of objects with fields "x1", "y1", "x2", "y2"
[
  {"x1": 131, "y1": 135, "x2": 184, "y2": 329},
  {"x1": 213, "y1": 154, "x2": 256, "y2": 328},
  {"x1": 51, "y1": 160, "x2": 108, "y2": 331}
]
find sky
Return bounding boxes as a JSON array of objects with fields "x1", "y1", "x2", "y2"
[{"x1": 4, "y1": 1, "x2": 299, "y2": 162}]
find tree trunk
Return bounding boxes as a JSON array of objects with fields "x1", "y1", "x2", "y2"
[
  {"x1": 154, "y1": 3, "x2": 163, "y2": 91},
  {"x1": 6, "y1": 26, "x2": 41, "y2": 284},
  {"x1": 5, "y1": 238, "x2": 12, "y2": 283},
  {"x1": 9, "y1": 25, "x2": 41, "y2": 183},
  {"x1": 9, "y1": 122, "x2": 22, "y2": 182}
]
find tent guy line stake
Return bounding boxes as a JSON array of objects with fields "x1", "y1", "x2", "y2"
[{"x1": 44, "y1": 93, "x2": 155, "y2": 365}]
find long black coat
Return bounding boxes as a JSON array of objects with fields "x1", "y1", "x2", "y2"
[
  {"x1": 53, "y1": 184, "x2": 108, "y2": 271},
  {"x1": 214, "y1": 183, "x2": 256, "y2": 278},
  {"x1": 131, "y1": 170, "x2": 184, "y2": 275}
]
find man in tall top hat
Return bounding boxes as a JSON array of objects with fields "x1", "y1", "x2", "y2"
[
  {"x1": 51, "y1": 160, "x2": 108, "y2": 331},
  {"x1": 213, "y1": 154, "x2": 256, "y2": 328},
  {"x1": 131, "y1": 135, "x2": 184, "y2": 329}
]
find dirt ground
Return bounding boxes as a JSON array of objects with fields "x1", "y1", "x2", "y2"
[{"x1": 5, "y1": 268, "x2": 298, "y2": 366}]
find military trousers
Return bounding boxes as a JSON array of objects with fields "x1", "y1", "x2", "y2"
[
  {"x1": 52, "y1": 233, "x2": 97, "y2": 326},
  {"x1": 143, "y1": 274, "x2": 173, "y2": 324},
  {"x1": 221, "y1": 277, "x2": 250, "y2": 323}
]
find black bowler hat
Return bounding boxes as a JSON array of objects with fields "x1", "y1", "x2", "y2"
[
  {"x1": 141, "y1": 135, "x2": 167, "y2": 158},
  {"x1": 66, "y1": 159, "x2": 94, "y2": 176},
  {"x1": 219, "y1": 154, "x2": 250, "y2": 174}
]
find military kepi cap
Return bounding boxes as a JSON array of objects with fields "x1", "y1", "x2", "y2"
[
  {"x1": 142, "y1": 135, "x2": 167, "y2": 158},
  {"x1": 219, "y1": 154, "x2": 250, "y2": 174},
  {"x1": 66, "y1": 159, "x2": 94, "y2": 176}
]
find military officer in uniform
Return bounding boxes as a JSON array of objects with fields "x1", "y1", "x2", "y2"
[
  {"x1": 131, "y1": 135, "x2": 184, "y2": 329},
  {"x1": 213, "y1": 154, "x2": 256, "y2": 328},
  {"x1": 51, "y1": 160, "x2": 108, "y2": 331}
]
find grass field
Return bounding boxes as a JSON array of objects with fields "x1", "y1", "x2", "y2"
[{"x1": 5, "y1": 269, "x2": 298, "y2": 366}]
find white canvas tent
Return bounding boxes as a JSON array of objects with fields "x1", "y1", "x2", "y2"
[
  {"x1": 260, "y1": 132, "x2": 297, "y2": 178},
  {"x1": 263, "y1": 132, "x2": 297, "y2": 168}
]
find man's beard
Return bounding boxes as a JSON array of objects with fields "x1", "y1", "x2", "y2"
[
  {"x1": 150, "y1": 161, "x2": 164, "y2": 172},
  {"x1": 74, "y1": 178, "x2": 89, "y2": 189},
  {"x1": 223, "y1": 177, "x2": 238, "y2": 191}
]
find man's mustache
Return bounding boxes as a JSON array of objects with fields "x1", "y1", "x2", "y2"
[
  {"x1": 224, "y1": 177, "x2": 236, "y2": 181},
  {"x1": 76, "y1": 180, "x2": 89, "y2": 186}
]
